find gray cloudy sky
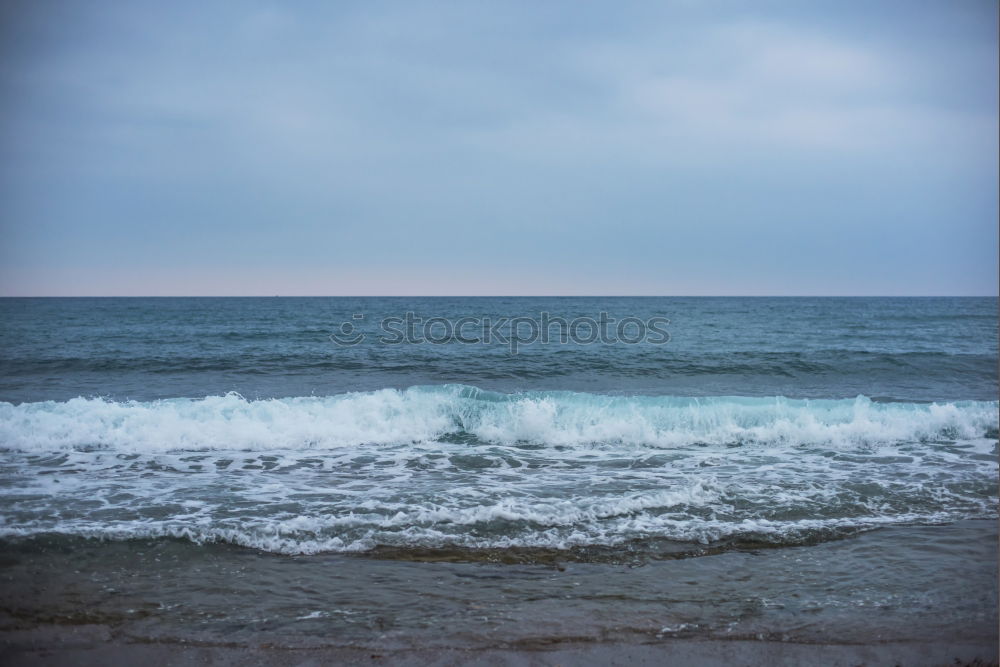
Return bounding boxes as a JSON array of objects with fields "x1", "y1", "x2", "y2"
[{"x1": 0, "y1": 0, "x2": 997, "y2": 295}]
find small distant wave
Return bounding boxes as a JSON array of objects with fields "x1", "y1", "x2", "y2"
[{"x1": 1, "y1": 350, "x2": 995, "y2": 378}]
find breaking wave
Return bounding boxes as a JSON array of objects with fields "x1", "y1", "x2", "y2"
[
  {"x1": 1, "y1": 385, "x2": 996, "y2": 452},
  {"x1": 1, "y1": 386, "x2": 996, "y2": 555}
]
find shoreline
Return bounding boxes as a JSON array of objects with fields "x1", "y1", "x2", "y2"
[
  {"x1": 1, "y1": 521, "x2": 996, "y2": 665},
  {"x1": 2, "y1": 626, "x2": 997, "y2": 667}
]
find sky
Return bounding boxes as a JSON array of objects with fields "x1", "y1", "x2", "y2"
[{"x1": 0, "y1": 0, "x2": 997, "y2": 296}]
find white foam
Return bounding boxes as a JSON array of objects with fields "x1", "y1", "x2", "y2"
[
  {"x1": 1, "y1": 387, "x2": 995, "y2": 554},
  {"x1": 0, "y1": 386, "x2": 995, "y2": 452}
]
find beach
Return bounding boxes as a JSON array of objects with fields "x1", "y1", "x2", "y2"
[
  {"x1": 2, "y1": 521, "x2": 996, "y2": 664},
  {"x1": 4, "y1": 635, "x2": 998, "y2": 666}
]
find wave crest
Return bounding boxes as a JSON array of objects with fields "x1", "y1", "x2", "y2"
[{"x1": 1, "y1": 385, "x2": 996, "y2": 452}]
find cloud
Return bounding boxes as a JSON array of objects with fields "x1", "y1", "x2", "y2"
[
  {"x1": 567, "y1": 20, "x2": 988, "y2": 154},
  {"x1": 0, "y1": 1, "x2": 996, "y2": 295}
]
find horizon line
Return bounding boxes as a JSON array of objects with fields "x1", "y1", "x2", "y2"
[{"x1": 1, "y1": 295, "x2": 997, "y2": 299}]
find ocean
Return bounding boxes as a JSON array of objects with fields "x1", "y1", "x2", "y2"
[{"x1": 0, "y1": 297, "x2": 997, "y2": 652}]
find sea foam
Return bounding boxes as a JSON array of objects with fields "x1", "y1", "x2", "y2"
[
  {"x1": 0, "y1": 385, "x2": 995, "y2": 452},
  {"x1": 1, "y1": 386, "x2": 996, "y2": 553}
]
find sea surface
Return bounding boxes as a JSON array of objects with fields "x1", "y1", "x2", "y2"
[{"x1": 0, "y1": 297, "x2": 997, "y2": 649}]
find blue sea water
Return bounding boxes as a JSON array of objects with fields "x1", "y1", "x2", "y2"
[
  {"x1": 0, "y1": 296, "x2": 997, "y2": 650},
  {"x1": 0, "y1": 297, "x2": 995, "y2": 554},
  {"x1": 1, "y1": 296, "x2": 996, "y2": 403}
]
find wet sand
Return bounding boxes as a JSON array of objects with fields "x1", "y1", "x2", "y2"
[
  {"x1": 1, "y1": 521, "x2": 996, "y2": 665},
  {"x1": 2, "y1": 626, "x2": 997, "y2": 667}
]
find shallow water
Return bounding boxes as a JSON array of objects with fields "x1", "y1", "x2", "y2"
[
  {"x1": 1, "y1": 521, "x2": 995, "y2": 648},
  {"x1": 0, "y1": 390, "x2": 996, "y2": 552}
]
